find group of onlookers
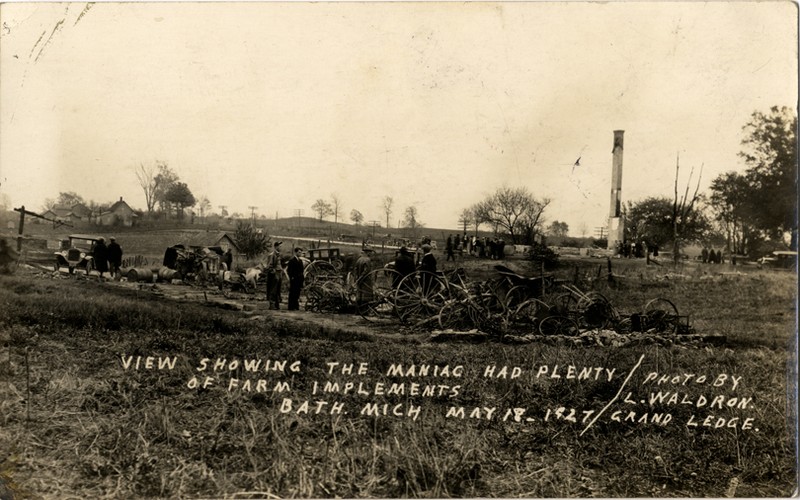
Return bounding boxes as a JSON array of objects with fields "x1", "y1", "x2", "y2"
[
  {"x1": 92, "y1": 237, "x2": 123, "y2": 279},
  {"x1": 701, "y1": 247, "x2": 728, "y2": 264},
  {"x1": 445, "y1": 234, "x2": 506, "y2": 261}
]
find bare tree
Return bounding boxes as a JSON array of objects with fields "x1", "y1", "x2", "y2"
[
  {"x1": 672, "y1": 153, "x2": 704, "y2": 263},
  {"x1": 459, "y1": 208, "x2": 476, "y2": 235},
  {"x1": 382, "y1": 196, "x2": 394, "y2": 229},
  {"x1": 472, "y1": 187, "x2": 550, "y2": 244},
  {"x1": 135, "y1": 162, "x2": 159, "y2": 215},
  {"x1": 197, "y1": 196, "x2": 211, "y2": 221},
  {"x1": 330, "y1": 193, "x2": 342, "y2": 224}
]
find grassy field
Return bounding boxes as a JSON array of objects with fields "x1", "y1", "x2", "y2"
[{"x1": 0, "y1": 261, "x2": 797, "y2": 498}]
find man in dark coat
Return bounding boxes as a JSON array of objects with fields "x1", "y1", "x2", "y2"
[
  {"x1": 222, "y1": 249, "x2": 233, "y2": 271},
  {"x1": 418, "y1": 244, "x2": 437, "y2": 294},
  {"x1": 107, "y1": 237, "x2": 123, "y2": 279},
  {"x1": 393, "y1": 246, "x2": 415, "y2": 289},
  {"x1": 92, "y1": 238, "x2": 109, "y2": 278},
  {"x1": 286, "y1": 247, "x2": 305, "y2": 311}
]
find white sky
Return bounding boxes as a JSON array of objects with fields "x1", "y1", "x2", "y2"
[{"x1": 0, "y1": 1, "x2": 796, "y2": 234}]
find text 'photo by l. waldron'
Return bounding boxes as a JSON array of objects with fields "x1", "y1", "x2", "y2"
[{"x1": 0, "y1": 1, "x2": 797, "y2": 498}]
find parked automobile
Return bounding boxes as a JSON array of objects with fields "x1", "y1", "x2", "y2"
[
  {"x1": 758, "y1": 250, "x2": 798, "y2": 269},
  {"x1": 55, "y1": 234, "x2": 102, "y2": 274}
]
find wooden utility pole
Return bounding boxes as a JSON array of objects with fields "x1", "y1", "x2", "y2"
[{"x1": 13, "y1": 206, "x2": 72, "y2": 252}]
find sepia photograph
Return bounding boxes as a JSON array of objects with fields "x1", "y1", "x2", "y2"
[{"x1": 0, "y1": 1, "x2": 797, "y2": 498}]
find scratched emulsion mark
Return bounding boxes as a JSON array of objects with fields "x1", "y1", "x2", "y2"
[
  {"x1": 567, "y1": 145, "x2": 590, "y2": 199},
  {"x1": 74, "y1": 3, "x2": 94, "y2": 27}
]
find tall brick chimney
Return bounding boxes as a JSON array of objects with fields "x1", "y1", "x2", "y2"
[{"x1": 607, "y1": 130, "x2": 625, "y2": 251}]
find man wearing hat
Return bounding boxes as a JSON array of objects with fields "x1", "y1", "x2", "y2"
[
  {"x1": 92, "y1": 237, "x2": 109, "y2": 279},
  {"x1": 418, "y1": 243, "x2": 437, "y2": 294},
  {"x1": 266, "y1": 241, "x2": 283, "y2": 310},
  {"x1": 107, "y1": 237, "x2": 123, "y2": 280},
  {"x1": 286, "y1": 247, "x2": 305, "y2": 311},
  {"x1": 393, "y1": 246, "x2": 415, "y2": 289}
]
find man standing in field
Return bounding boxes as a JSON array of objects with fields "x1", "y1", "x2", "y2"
[
  {"x1": 393, "y1": 246, "x2": 415, "y2": 289},
  {"x1": 266, "y1": 241, "x2": 283, "y2": 310},
  {"x1": 354, "y1": 246, "x2": 374, "y2": 305},
  {"x1": 107, "y1": 237, "x2": 123, "y2": 279},
  {"x1": 286, "y1": 247, "x2": 305, "y2": 311},
  {"x1": 92, "y1": 237, "x2": 109, "y2": 279},
  {"x1": 418, "y1": 243, "x2": 437, "y2": 294}
]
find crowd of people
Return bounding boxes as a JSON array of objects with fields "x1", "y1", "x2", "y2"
[{"x1": 445, "y1": 234, "x2": 507, "y2": 260}]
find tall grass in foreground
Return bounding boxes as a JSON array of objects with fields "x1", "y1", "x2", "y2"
[{"x1": 0, "y1": 273, "x2": 796, "y2": 498}]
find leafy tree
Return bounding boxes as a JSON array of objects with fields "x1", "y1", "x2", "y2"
[
  {"x1": 311, "y1": 199, "x2": 333, "y2": 221},
  {"x1": 546, "y1": 220, "x2": 569, "y2": 238},
  {"x1": 625, "y1": 196, "x2": 709, "y2": 250},
  {"x1": 382, "y1": 196, "x2": 394, "y2": 229},
  {"x1": 709, "y1": 171, "x2": 757, "y2": 254},
  {"x1": 153, "y1": 163, "x2": 179, "y2": 217},
  {"x1": 403, "y1": 205, "x2": 424, "y2": 240},
  {"x1": 739, "y1": 106, "x2": 797, "y2": 245},
  {"x1": 164, "y1": 182, "x2": 195, "y2": 220},
  {"x1": 350, "y1": 209, "x2": 364, "y2": 226},
  {"x1": 56, "y1": 192, "x2": 86, "y2": 207},
  {"x1": 233, "y1": 221, "x2": 270, "y2": 259},
  {"x1": 471, "y1": 187, "x2": 550, "y2": 244}
]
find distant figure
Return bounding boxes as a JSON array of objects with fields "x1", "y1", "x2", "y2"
[
  {"x1": 286, "y1": 247, "x2": 305, "y2": 311},
  {"x1": 107, "y1": 237, "x2": 123, "y2": 279},
  {"x1": 355, "y1": 246, "x2": 375, "y2": 304},
  {"x1": 223, "y1": 248, "x2": 233, "y2": 271},
  {"x1": 393, "y1": 246, "x2": 415, "y2": 289},
  {"x1": 93, "y1": 237, "x2": 109, "y2": 278},
  {"x1": 266, "y1": 241, "x2": 283, "y2": 310},
  {"x1": 701, "y1": 247, "x2": 709, "y2": 263},
  {"x1": 498, "y1": 239, "x2": 506, "y2": 259},
  {"x1": 446, "y1": 235, "x2": 455, "y2": 262}
]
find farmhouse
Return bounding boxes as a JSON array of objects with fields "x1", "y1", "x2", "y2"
[
  {"x1": 97, "y1": 197, "x2": 138, "y2": 227},
  {"x1": 40, "y1": 203, "x2": 91, "y2": 225}
]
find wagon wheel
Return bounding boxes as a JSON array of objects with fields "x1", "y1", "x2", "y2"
[
  {"x1": 643, "y1": 298, "x2": 680, "y2": 334},
  {"x1": 549, "y1": 293, "x2": 579, "y2": 315},
  {"x1": 356, "y1": 268, "x2": 402, "y2": 322},
  {"x1": 504, "y1": 285, "x2": 532, "y2": 312},
  {"x1": 304, "y1": 260, "x2": 339, "y2": 285},
  {"x1": 510, "y1": 298, "x2": 549, "y2": 328},
  {"x1": 394, "y1": 271, "x2": 447, "y2": 325},
  {"x1": 578, "y1": 293, "x2": 618, "y2": 330},
  {"x1": 438, "y1": 301, "x2": 474, "y2": 330},
  {"x1": 538, "y1": 315, "x2": 581, "y2": 336}
]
